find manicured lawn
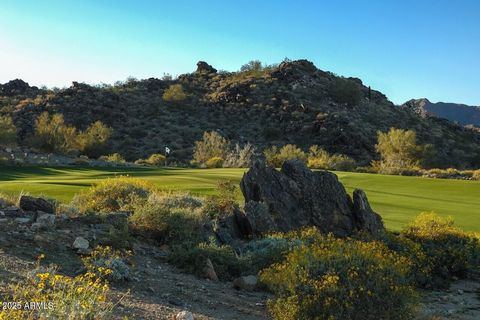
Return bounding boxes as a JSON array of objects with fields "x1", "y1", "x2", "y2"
[{"x1": 0, "y1": 166, "x2": 479, "y2": 231}]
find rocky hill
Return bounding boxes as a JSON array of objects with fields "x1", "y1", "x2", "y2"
[
  {"x1": 404, "y1": 98, "x2": 480, "y2": 127},
  {"x1": 1, "y1": 60, "x2": 480, "y2": 168}
]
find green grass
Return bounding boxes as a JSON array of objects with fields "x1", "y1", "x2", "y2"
[{"x1": 0, "y1": 166, "x2": 479, "y2": 231}]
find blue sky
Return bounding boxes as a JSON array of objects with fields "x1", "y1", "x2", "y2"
[{"x1": 1, "y1": 0, "x2": 479, "y2": 105}]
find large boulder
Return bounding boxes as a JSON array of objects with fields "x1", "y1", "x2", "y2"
[
  {"x1": 19, "y1": 196, "x2": 55, "y2": 214},
  {"x1": 239, "y1": 161, "x2": 384, "y2": 237},
  {"x1": 196, "y1": 61, "x2": 217, "y2": 74}
]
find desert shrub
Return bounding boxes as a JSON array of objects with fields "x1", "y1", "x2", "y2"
[
  {"x1": 77, "y1": 121, "x2": 112, "y2": 157},
  {"x1": 82, "y1": 246, "x2": 132, "y2": 282},
  {"x1": 193, "y1": 131, "x2": 229, "y2": 165},
  {"x1": 147, "y1": 192, "x2": 203, "y2": 210},
  {"x1": 33, "y1": 112, "x2": 78, "y2": 153},
  {"x1": 0, "y1": 258, "x2": 113, "y2": 319},
  {"x1": 205, "y1": 156, "x2": 224, "y2": 168},
  {"x1": 202, "y1": 180, "x2": 238, "y2": 219},
  {"x1": 169, "y1": 240, "x2": 247, "y2": 280},
  {"x1": 401, "y1": 212, "x2": 480, "y2": 288},
  {"x1": 264, "y1": 144, "x2": 306, "y2": 167},
  {"x1": 129, "y1": 200, "x2": 205, "y2": 244},
  {"x1": 162, "y1": 84, "x2": 187, "y2": 102},
  {"x1": 375, "y1": 128, "x2": 431, "y2": 173},
  {"x1": 0, "y1": 115, "x2": 17, "y2": 146},
  {"x1": 135, "y1": 153, "x2": 166, "y2": 166},
  {"x1": 241, "y1": 237, "x2": 301, "y2": 274},
  {"x1": 223, "y1": 142, "x2": 256, "y2": 168},
  {"x1": 307, "y1": 145, "x2": 356, "y2": 171},
  {"x1": 328, "y1": 77, "x2": 362, "y2": 106},
  {"x1": 99, "y1": 153, "x2": 126, "y2": 164},
  {"x1": 71, "y1": 176, "x2": 154, "y2": 213},
  {"x1": 260, "y1": 233, "x2": 417, "y2": 320},
  {"x1": 473, "y1": 169, "x2": 480, "y2": 180}
]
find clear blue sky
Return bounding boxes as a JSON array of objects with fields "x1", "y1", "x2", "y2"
[{"x1": 1, "y1": 0, "x2": 479, "y2": 105}]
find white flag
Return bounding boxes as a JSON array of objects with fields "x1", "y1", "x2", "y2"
[{"x1": 165, "y1": 147, "x2": 171, "y2": 154}]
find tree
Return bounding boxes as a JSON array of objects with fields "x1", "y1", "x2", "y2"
[
  {"x1": 0, "y1": 116, "x2": 17, "y2": 147},
  {"x1": 162, "y1": 84, "x2": 187, "y2": 103},
  {"x1": 193, "y1": 131, "x2": 229, "y2": 164},
  {"x1": 264, "y1": 144, "x2": 306, "y2": 167},
  {"x1": 375, "y1": 128, "x2": 429, "y2": 171},
  {"x1": 34, "y1": 112, "x2": 78, "y2": 153},
  {"x1": 77, "y1": 121, "x2": 112, "y2": 157}
]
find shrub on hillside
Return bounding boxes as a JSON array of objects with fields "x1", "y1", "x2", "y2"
[
  {"x1": 71, "y1": 176, "x2": 154, "y2": 213},
  {"x1": 135, "y1": 153, "x2": 166, "y2": 166},
  {"x1": 129, "y1": 200, "x2": 205, "y2": 244},
  {"x1": 82, "y1": 246, "x2": 132, "y2": 282},
  {"x1": 193, "y1": 131, "x2": 229, "y2": 165},
  {"x1": 77, "y1": 121, "x2": 112, "y2": 157},
  {"x1": 33, "y1": 112, "x2": 78, "y2": 153},
  {"x1": 307, "y1": 145, "x2": 356, "y2": 171},
  {"x1": 264, "y1": 144, "x2": 306, "y2": 167},
  {"x1": 205, "y1": 156, "x2": 224, "y2": 168},
  {"x1": 223, "y1": 142, "x2": 256, "y2": 168},
  {"x1": 401, "y1": 212, "x2": 480, "y2": 288},
  {"x1": 162, "y1": 84, "x2": 187, "y2": 102},
  {"x1": 0, "y1": 115, "x2": 17, "y2": 146},
  {"x1": 202, "y1": 180, "x2": 238, "y2": 219},
  {"x1": 99, "y1": 153, "x2": 126, "y2": 164},
  {"x1": 260, "y1": 231, "x2": 417, "y2": 320}
]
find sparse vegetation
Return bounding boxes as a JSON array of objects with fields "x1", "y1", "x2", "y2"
[
  {"x1": 0, "y1": 115, "x2": 17, "y2": 146},
  {"x1": 193, "y1": 131, "x2": 229, "y2": 166},
  {"x1": 99, "y1": 153, "x2": 126, "y2": 164},
  {"x1": 162, "y1": 84, "x2": 187, "y2": 103},
  {"x1": 307, "y1": 145, "x2": 357, "y2": 171},
  {"x1": 264, "y1": 144, "x2": 306, "y2": 167}
]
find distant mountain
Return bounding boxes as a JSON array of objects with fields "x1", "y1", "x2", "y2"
[
  {"x1": 403, "y1": 98, "x2": 480, "y2": 127},
  {"x1": 2, "y1": 60, "x2": 480, "y2": 168}
]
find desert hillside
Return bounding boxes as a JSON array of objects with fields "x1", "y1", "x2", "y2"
[{"x1": 1, "y1": 60, "x2": 480, "y2": 168}]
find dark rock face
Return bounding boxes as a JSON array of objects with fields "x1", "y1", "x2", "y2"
[
  {"x1": 239, "y1": 161, "x2": 384, "y2": 237},
  {"x1": 0, "y1": 79, "x2": 35, "y2": 96},
  {"x1": 19, "y1": 196, "x2": 55, "y2": 214},
  {"x1": 196, "y1": 61, "x2": 217, "y2": 74}
]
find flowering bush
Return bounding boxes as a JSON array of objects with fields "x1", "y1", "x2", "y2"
[
  {"x1": 260, "y1": 230, "x2": 418, "y2": 320},
  {"x1": 0, "y1": 256, "x2": 114, "y2": 320},
  {"x1": 82, "y1": 246, "x2": 132, "y2": 282},
  {"x1": 401, "y1": 212, "x2": 480, "y2": 288}
]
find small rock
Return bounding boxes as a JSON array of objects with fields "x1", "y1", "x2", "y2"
[
  {"x1": 73, "y1": 237, "x2": 89, "y2": 250},
  {"x1": 31, "y1": 222, "x2": 47, "y2": 231},
  {"x1": 19, "y1": 196, "x2": 55, "y2": 214},
  {"x1": 202, "y1": 258, "x2": 218, "y2": 281},
  {"x1": 15, "y1": 217, "x2": 31, "y2": 224},
  {"x1": 233, "y1": 275, "x2": 258, "y2": 291},
  {"x1": 36, "y1": 213, "x2": 56, "y2": 226},
  {"x1": 3, "y1": 206, "x2": 24, "y2": 217},
  {"x1": 175, "y1": 310, "x2": 194, "y2": 320}
]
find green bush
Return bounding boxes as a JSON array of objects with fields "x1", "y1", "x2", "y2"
[
  {"x1": 99, "y1": 153, "x2": 126, "y2": 164},
  {"x1": 307, "y1": 145, "x2": 356, "y2": 171},
  {"x1": 193, "y1": 131, "x2": 229, "y2": 165},
  {"x1": 33, "y1": 112, "x2": 78, "y2": 153},
  {"x1": 71, "y1": 176, "x2": 154, "y2": 213},
  {"x1": 169, "y1": 240, "x2": 247, "y2": 280},
  {"x1": 401, "y1": 212, "x2": 480, "y2": 288},
  {"x1": 162, "y1": 84, "x2": 187, "y2": 102},
  {"x1": 205, "y1": 156, "x2": 224, "y2": 168},
  {"x1": 0, "y1": 115, "x2": 17, "y2": 146},
  {"x1": 129, "y1": 201, "x2": 205, "y2": 245},
  {"x1": 77, "y1": 121, "x2": 112, "y2": 157},
  {"x1": 264, "y1": 144, "x2": 306, "y2": 167},
  {"x1": 202, "y1": 180, "x2": 238, "y2": 219},
  {"x1": 260, "y1": 231, "x2": 417, "y2": 320},
  {"x1": 135, "y1": 153, "x2": 166, "y2": 166}
]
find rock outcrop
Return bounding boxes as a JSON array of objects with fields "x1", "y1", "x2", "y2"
[
  {"x1": 237, "y1": 161, "x2": 384, "y2": 237},
  {"x1": 19, "y1": 196, "x2": 55, "y2": 214}
]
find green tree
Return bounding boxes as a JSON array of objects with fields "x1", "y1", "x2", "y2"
[
  {"x1": 34, "y1": 112, "x2": 78, "y2": 153},
  {"x1": 375, "y1": 128, "x2": 428, "y2": 171},
  {"x1": 0, "y1": 116, "x2": 17, "y2": 146},
  {"x1": 264, "y1": 144, "x2": 306, "y2": 167},
  {"x1": 78, "y1": 121, "x2": 112, "y2": 157},
  {"x1": 162, "y1": 84, "x2": 187, "y2": 103},
  {"x1": 193, "y1": 131, "x2": 229, "y2": 164}
]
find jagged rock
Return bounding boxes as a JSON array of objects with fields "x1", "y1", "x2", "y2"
[
  {"x1": 73, "y1": 237, "x2": 90, "y2": 251},
  {"x1": 19, "y1": 196, "x2": 54, "y2": 214},
  {"x1": 202, "y1": 258, "x2": 218, "y2": 281},
  {"x1": 233, "y1": 275, "x2": 258, "y2": 291},
  {"x1": 175, "y1": 311, "x2": 194, "y2": 320},
  {"x1": 196, "y1": 61, "x2": 217, "y2": 74},
  {"x1": 239, "y1": 160, "x2": 384, "y2": 237},
  {"x1": 2, "y1": 206, "x2": 24, "y2": 217}
]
